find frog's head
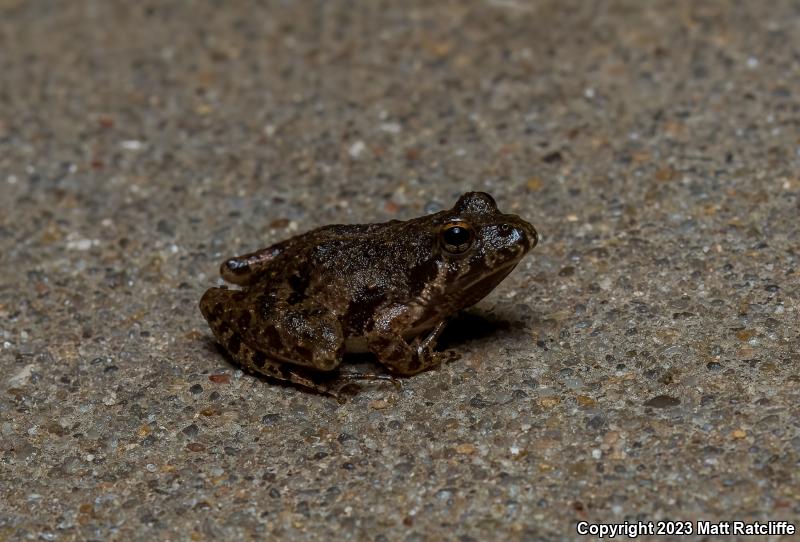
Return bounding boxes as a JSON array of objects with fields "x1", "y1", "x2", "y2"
[{"x1": 432, "y1": 192, "x2": 537, "y2": 309}]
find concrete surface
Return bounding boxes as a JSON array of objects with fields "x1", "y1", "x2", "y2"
[{"x1": 1, "y1": 1, "x2": 799, "y2": 540}]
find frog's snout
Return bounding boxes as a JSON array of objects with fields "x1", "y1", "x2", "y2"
[
  {"x1": 502, "y1": 216, "x2": 537, "y2": 254},
  {"x1": 522, "y1": 220, "x2": 538, "y2": 251}
]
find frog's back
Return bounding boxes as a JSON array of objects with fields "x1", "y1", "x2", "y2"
[
  {"x1": 223, "y1": 212, "x2": 446, "y2": 341},
  {"x1": 220, "y1": 220, "x2": 404, "y2": 286}
]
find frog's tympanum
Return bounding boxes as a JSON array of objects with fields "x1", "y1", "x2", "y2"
[{"x1": 200, "y1": 192, "x2": 537, "y2": 396}]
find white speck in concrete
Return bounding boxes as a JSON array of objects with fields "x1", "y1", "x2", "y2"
[
  {"x1": 349, "y1": 140, "x2": 366, "y2": 158},
  {"x1": 66, "y1": 236, "x2": 100, "y2": 251},
  {"x1": 120, "y1": 140, "x2": 145, "y2": 151},
  {"x1": 379, "y1": 122, "x2": 401, "y2": 134},
  {"x1": 9, "y1": 363, "x2": 36, "y2": 385}
]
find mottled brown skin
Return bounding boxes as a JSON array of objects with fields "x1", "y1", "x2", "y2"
[{"x1": 200, "y1": 192, "x2": 537, "y2": 397}]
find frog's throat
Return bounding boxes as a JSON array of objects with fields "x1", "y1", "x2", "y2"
[
  {"x1": 414, "y1": 257, "x2": 522, "y2": 330},
  {"x1": 460, "y1": 257, "x2": 521, "y2": 294}
]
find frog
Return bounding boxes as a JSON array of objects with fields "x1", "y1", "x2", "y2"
[{"x1": 199, "y1": 191, "x2": 537, "y2": 397}]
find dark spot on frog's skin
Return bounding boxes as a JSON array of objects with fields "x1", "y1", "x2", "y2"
[
  {"x1": 216, "y1": 319, "x2": 231, "y2": 336},
  {"x1": 408, "y1": 258, "x2": 441, "y2": 300},
  {"x1": 344, "y1": 291, "x2": 388, "y2": 334},
  {"x1": 257, "y1": 294, "x2": 274, "y2": 316},
  {"x1": 227, "y1": 333, "x2": 241, "y2": 355},
  {"x1": 294, "y1": 344, "x2": 313, "y2": 362},
  {"x1": 262, "y1": 325, "x2": 281, "y2": 346},
  {"x1": 238, "y1": 311, "x2": 252, "y2": 330},
  {"x1": 252, "y1": 350, "x2": 267, "y2": 368},
  {"x1": 287, "y1": 273, "x2": 310, "y2": 305}
]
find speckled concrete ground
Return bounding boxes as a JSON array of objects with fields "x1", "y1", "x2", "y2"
[{"x1": 1, "y1": 1, "x2": 799, "y2": 540}]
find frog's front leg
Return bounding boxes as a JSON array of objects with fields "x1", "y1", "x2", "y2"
[{"x1": 365, "y1": 306, "x2": 458, "y2": 376}]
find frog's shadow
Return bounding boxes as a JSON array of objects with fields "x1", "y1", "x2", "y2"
[
  {"x1": 436, "y1": 310, "x2": 514, "y2": 350},
  {"x1": 340, "y1": 310, "x2": 514, "y2": 371},
  {"x1": 201, "y1": 310, "x2": 516, "y2": 395}
]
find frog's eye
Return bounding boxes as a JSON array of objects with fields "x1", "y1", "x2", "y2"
[{"x1": 440, "y1": 221, "x2": 474, "y2": 254}]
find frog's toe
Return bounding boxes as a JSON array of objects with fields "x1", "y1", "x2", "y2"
[
  {"x1": 339, "y1": 371, "x2": 403, "y2": 391},
  {"x1": 438, "y1": 349, "x2": 460, "y2": 365}
]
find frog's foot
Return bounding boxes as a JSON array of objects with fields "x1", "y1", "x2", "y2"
[
  {"x1": 251, "y1": 359, "x2": 346, "y2": 399},
  {"x1": 368, "y1": 319, "x2": 459, "y2": 376},
  {"x1": 366, "y1": 337, "x2": 455, "y2": 376},
  {"x1": 207, "y1": 328, "x2": 345, "y2": 399},
  {"x1": 262, "y1": 364, "x2": 347, "y2": 400},
  {"x1": 338, "y1": 372, "x2": 403, "y2": 391},
  {"x1": 435, "y1": 349, "x2": 460, "y2": 366}
]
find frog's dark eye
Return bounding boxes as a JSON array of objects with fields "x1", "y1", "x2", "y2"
[{"x1": 440, "y1": 221, "x2": 474, "y2": 254}]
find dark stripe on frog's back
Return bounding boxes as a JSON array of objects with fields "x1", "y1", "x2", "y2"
[
  {"x1": 307, "y1": 220, "x2": 404, "y2": 239},
  {"x1": 343, "y1": 290, "x2": 388, "y2": 335},
  {"x1": 407, "y1": 254, "x2": 441, "y2": 300},
  {"x1": 286, "y1": 272, "x2": 311, "y2": 305}
]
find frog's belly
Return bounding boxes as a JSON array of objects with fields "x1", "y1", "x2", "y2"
[{"x1": 344, "y1": 323, "x2": 436, "y2": 354}]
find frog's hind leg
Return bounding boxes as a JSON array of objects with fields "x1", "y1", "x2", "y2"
[
  {"x1": 200, "y1": 287, "x2": 349, "y2": 397},
  {"x1": 236, "y1": 340, "x2": 348, "y2": 399},
  {"x1": 200, "y1": 288, "x2": 343, "y2": 397},
  {"x1": 199, "y1": 286, "x2": 251, "y2": 362}
]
